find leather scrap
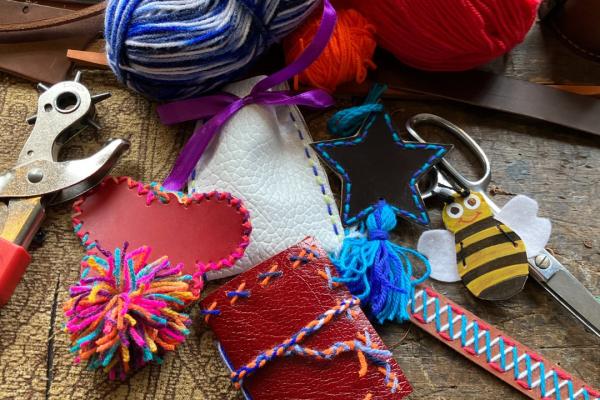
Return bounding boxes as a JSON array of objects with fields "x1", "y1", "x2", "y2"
[
  {"x1": 0, "y1": 1, "x2": 69, "y2": 25},
  {"x1": 311, "y1": 111, "x2": 451, "y2": 227},
  {"x1": 67, "y1": 49, "x2": 108, "y2": 69},
  {"x1": 72, "y1": 176, "x2": 252, "y2": 276},
  {"x1": 190, "y1": 77, "x2": 343, "y2": 281},
  {"x1": 0, "y1": 1, "x2": 105, "y2": 83}
]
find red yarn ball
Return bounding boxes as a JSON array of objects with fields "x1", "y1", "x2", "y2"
[
  {"x1": 348, "y1": 0, "x2": 541, "y2": 71},
  {"x1": 284, "y1": 8, "x2": 377, "y2": 93}
]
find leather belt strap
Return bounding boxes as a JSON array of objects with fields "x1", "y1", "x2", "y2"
[
  {"x1": 410, "y1": 285, "x2": 600, "y2": 400},
  {"x1": 0, "y1": 2, "x2": 105, "y2": 42},
  {"x1": 374, "y1": 53, "x2": 600, "y2": 138}
]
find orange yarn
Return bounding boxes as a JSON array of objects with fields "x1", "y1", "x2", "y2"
[{"x1": 284, "y1": 8, "x2": 377, "y2": 93}]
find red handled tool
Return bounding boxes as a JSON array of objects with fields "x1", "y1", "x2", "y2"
[{"x1": 0, "y1": 72, "x2": 129, "y2": 306}]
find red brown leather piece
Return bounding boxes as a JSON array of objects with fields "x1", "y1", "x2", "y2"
[
  {"x1": 0, "y1": 37, "x2": 91, "y2": 83},
  {"x1": 200, "y1": 238, "x2": 412, "y2": 400},
  {"x1": 72, "y1": 177, "x2": 251, "y2": 276}
]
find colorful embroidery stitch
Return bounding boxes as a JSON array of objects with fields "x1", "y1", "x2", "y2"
[
  {"x1": 258, "y1": 264, "x2": 282, "y2": 286},
  {"x1": 410, "y1": 286, "x2": 600, "y2": 400},
  {"x1": 201, "y1": 301, "x2": 220, "y2": 323},
  {"x1": 290, "y1": 109, "x2": 343, "y2": 241},
  {"x1": 312, "y1": 113, "x2": 449, "y2": 226},
  {"x1": 227, "y1": 282, "x2": 250, "y2": 305},
  {"x1": 228, "y1": 296, "x2": 399, "y2": 395},
  {"x1": 290, "y1": 245, "x2": 319, "y2": 268},
  {"x1": 72, "y1": 176, "x2": 252, "y2": 284}
]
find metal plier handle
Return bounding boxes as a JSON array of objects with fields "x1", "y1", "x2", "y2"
[{"x1": 0, "y1": 72, "x2": 129, "y2": 306}]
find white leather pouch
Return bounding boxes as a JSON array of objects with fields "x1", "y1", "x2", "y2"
[{"x1": 189, "y1": 77, "x2": 344, "y2": 280}]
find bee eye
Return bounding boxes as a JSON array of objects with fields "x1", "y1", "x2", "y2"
[
  {"x1": 463, "y1": 194, "x2": 481, "y2": 210},
  {"x1": 446, "y1": 203, "x2": 464, "y2": 219}
]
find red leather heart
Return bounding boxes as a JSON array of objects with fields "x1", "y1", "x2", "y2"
[{"x1": 72, "y1": 177, "x2": 251, "y2": 277}]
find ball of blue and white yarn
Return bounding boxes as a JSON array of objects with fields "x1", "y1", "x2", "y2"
[{"x1": 105, "y1": 0, "x2": 320, "y2": 101}]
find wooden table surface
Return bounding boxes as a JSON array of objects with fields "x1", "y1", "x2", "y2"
[{"x1": 0, "y1": 23, "x2": 598, "y2": 399}]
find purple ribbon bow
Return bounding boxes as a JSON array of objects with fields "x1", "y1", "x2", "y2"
[{"x1": 158, "y1": 0, "x2": 337, "y2": 191}]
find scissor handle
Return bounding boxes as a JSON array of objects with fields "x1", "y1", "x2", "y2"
[{"x1": 406, "y1": 114, "x2": 492, "y2": 195}]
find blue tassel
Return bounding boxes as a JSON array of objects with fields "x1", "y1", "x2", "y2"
[
  {"x1": 327, "y1": 83, "x2": 387, "y2": 137},
  {"x1": 332, "y1": 200, "x2": 431, "y2": 324}
]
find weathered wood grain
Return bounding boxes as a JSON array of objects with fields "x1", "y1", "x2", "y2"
[{"x1": 0, "y1": 23, "x2": 598, "y2": 400}]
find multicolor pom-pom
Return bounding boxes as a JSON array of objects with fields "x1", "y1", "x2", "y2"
[{"x1": 63, "y1": 245, "x2": 198, "y2": 380}]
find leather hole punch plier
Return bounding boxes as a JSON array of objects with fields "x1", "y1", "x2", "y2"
[{"x1": 0, "y1": 72, "x2": 129, "y2": 306}]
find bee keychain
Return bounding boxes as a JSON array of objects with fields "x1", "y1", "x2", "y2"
[{"x1": 410, "y1": 114, "x2": 600, "y2": 337}]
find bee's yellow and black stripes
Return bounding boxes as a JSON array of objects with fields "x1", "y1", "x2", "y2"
[{"x1": 454, "y1": 216, "x2": 529, "y2": 300}]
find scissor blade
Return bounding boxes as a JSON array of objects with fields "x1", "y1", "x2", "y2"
[{"x1": 539, "y1": 268, "x2": 600, "y2": 338}]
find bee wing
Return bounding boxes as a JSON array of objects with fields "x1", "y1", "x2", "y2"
[
  {"x1": 495, "y1": 195, "x2": 552, "y2": 258},
  {"x1": 417, "y1": 229, "x2": 461, "y2": 283}
]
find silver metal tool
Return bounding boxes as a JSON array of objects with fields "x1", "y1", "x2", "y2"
[
  {"x1": 406, "y1": 113, "x2": 600, "y2": 339},
  {"x1": 0, "y1": 72, "x2": 129, "y2": 306}
]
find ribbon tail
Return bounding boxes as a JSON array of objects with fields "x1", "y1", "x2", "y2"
[{"x1": 252, "y1": 0, "x2": 338, "y2": 94}]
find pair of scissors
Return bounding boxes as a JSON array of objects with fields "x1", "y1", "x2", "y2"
[
  {"x1": 0, "y1": 72, "x2": 129, "y2": 306},
  {"x1": 405, "y1": 113, "x2": 600, "y2": 339}
]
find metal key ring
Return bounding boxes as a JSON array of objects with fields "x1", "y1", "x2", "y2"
[{"x1": 406, "y1": 113, "x2": 492, "y2": 195}]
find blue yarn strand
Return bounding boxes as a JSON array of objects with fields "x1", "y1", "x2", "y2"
[
  {"x1": 327, "y1": 83, "x2": 387, "y2": 137},
  {"x1": 105, "y1": 0, "x2": 320, "y2": 101},
  {"x1": 332, "y1": 200, "x2": 431, "y2": 324}
]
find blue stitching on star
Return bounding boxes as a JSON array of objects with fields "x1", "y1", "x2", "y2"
[{"x1": 313, "y1": 113, "x2": 448, "y2": 226}]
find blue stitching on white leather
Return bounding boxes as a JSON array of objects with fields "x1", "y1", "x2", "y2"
[{"x1": 290, "y1": 110, "x2": 343, "y2": 241}]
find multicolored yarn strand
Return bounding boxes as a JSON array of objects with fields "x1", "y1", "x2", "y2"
[
  {"x1": 63, "y1": 246, "x2": 198, "y2": 380},
  {"x1": 230, "y1": 296, "x2": 361, "y2": 386},
  {"x1": 333, "y1": 201, "x2": 431, "y2": 324},
  {"x1": 105, "y1": 0, "x2": 320, "y2": 101},
  {"x1": 229, "y1": 296, "x2": 400, "y2": 394}
]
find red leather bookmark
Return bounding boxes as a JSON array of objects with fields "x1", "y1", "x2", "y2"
[
  {"x1": 200, "y1": 238, "x2": 412, "y2": 400},
  {"x1": 409, "y1": 286, "x2": 600, "y2": 400}
]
